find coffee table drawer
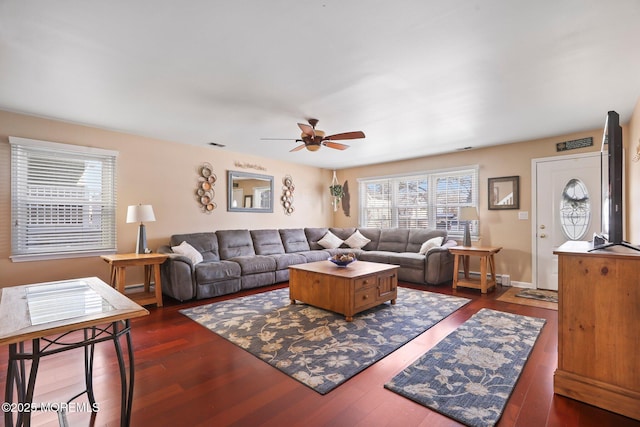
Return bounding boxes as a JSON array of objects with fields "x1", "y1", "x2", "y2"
[
  {"x1": 354, "y1": 286, "x2": 379, "y2": 310},
  {"x1": 354, "y1": 275, "x2": 377, "y2": 291}
]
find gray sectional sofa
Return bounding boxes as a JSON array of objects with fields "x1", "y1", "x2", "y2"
[{"x1": 157, "y1": 227, "x2": 456, "y2": 301}]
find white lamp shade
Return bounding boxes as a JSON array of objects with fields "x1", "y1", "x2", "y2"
[
  {"x1": 126, "y1": 204, "x2": 156, "y2": 223},
  {"x1": 459, "y1": 207, "x2": 479, "y2": 221}
]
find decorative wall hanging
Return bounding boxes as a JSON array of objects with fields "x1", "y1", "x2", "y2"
[
  {"x1": 234, "y1": 160, "x2": 267, "y2": 171},
  {"x1": 556, "y1": 137, "x2": 593, "y2": 152},
  {"x1": 196, "y1": 162, "x2": 217, "y2": 213},
  {"x1": 330, "y1": 170, "x2": 343, "y2": 212},
  {"x1": 341, "y1": 180, "x2": 351, "y2": 217},
  {"x1": 281, "y1": 175, "x2": 295, "y2": 215}
]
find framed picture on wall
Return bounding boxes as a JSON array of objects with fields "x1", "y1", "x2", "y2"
[{"x1": 488, "y1": 176, "x2": 519, "y2": 210}]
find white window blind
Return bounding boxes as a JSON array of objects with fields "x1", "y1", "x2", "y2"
[
  {"x1": 358, "y1": 166, "x2": 478, "y2": 238},
  {"x1": 10, "y1": 137, "x2": 118, "y2": 261}
]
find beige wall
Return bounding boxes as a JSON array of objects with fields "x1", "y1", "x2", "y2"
[
  {"x1": 627, "y1": 96, "x2": 640, "y2": 243},
  {"x1": 333, "y1": 129, "x2": 609, "y2": 285},
  {"x1": 0, "y1": 110, "x2": 332, "y2": 288},
  {"x1": 3, "y1": 100, "x2": 639, "y2": 289}
]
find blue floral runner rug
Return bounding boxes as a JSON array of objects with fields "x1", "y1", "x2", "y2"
[
  {"x1": 384, "y1": 308, "x2": 546, "y2": 427},
  {"x1": 180, "y1": 287, "x2": 470, "y2": 395}
]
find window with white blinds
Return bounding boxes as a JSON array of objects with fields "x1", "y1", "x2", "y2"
[
  {"x1": 358, "y1": 166, "x2": 478, "y2": 238},
  {"x1": 10, "y1": 137, "x2": 118, "y2": 261}
]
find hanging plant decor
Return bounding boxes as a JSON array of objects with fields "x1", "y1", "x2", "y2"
[{"x1": 330, "y1": 170, "x2": 343, "y2": 212}]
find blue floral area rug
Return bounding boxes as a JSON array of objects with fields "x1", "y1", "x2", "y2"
[
  {"x1": 180, "y1": 287, "x2": 470, "y2": 394},
  {"x1": 384, "y1": 308, "x2": 546, "y2": 427}
]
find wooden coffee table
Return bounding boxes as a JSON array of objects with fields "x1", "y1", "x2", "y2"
[{"x1": 289, "y1": 260, "x2": 399, "y2": 321}]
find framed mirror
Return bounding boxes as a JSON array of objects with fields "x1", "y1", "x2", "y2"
[
  {"x1": 488, "y1": 176, "x2": 520, "y2": 210},
  {"x1": 227, "y1": 170, "x2": 274, "y2": 212}
]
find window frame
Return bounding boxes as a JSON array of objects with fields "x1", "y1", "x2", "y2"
[
  {"x1": 10, "y1": 137, "x2": 118, "y2": 262},
  {"x1": 358, "y1": 166, "x2": 479, "y2": 239}
]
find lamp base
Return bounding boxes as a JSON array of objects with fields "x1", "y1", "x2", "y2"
[
  {"x1": 463, "y1": 223, "x2": 471, "y2": 247},
  {"x1": 136, "y1": 224, "x2": 147, "y2": 254}
]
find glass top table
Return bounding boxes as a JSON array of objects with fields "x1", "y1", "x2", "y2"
[
  {"x1": 0, "y1": 277, "x2": 149, "y2": 427},
  {"x1": 0, "y1": 276, "x2": 148, "y2": 346}
]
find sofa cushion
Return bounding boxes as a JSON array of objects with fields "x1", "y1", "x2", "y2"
[
  {"x1": 171, "y1": 241, "x2": 203, "y2": 265},
  {"x1": 269, "y1": 252, "x2": 307, "y2": 270},
  {"x1": 329, "y1": 227, "x2": 356, "y2": 245},
  {"x1": 305, "y1": 227, "x2": 329, "y2": 250},
  {"x1": 356, "y1": 228, "x2": 381, "y2": 251},
  {"x1": 419, "y1": 236, "x2": 444, "y2": 255},
  {"x1": 358, "y1": 251, "x2": 392, "y2": 264},
  {"x1": 317, "y1": 230, "x2": 344, "y2": 249},
  {"x1": 216, "y1": 229, "x2": 256, "y2": 259},
  {"x1": 194, "y1": 260, "x2": 241, "y2": 283},
  {"x1": 169, "y1": 232, "x2": 220, "y2": 261},
  {"x1": 299, "y1": 250, "x2": 332, "y2": 263},
  {"x1": 407, "y1": 229, "x2": 448, "y2": 253},
  {"x1": 279, "y1": 228, "x2": 311, "y2": 252},
  {"x1": 251, "y1": 229, "x2": 285, "y2": 255},
  {"x1": 377, "y1": 229, "x2": 410, "y2": 252},
  {"x1": 388, "y1": 252, "x2": 426, "y2": 269},
  {"x1": 344, "y1": 230, "x2": 371, "y2": 249},
  {"x1": 229, "y1": 255, "x2": 277, "y2": 275}
]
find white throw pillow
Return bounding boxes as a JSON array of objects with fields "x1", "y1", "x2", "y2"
[
  {"x1": 317, "y1": 231, "x2": 344, "y2": 249},
  {"x1": 418, "y1": 236, "x2": 443, "y2": 255},
  {"x1": 171, "y1": 241, "x2": 203, "y2": 265},
  {"x1": 344, "y1": 230, "x2": 371, "y2": 249}
]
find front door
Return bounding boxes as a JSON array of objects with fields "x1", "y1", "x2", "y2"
[{"x1": 533, "y1": 153, "x2": 603, "y2": 290}]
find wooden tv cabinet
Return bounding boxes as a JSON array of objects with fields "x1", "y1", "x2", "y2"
[{"x1": 553, "y1": 241, "x2": 640, "y2": 420}]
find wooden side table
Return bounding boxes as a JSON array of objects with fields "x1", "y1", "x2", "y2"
[
  {"x1": 101, "y1": 253, "x2": 168, "y2": 307},
  {"x1": 449, "y1": 246, "x2": 502, "y2": 293}
]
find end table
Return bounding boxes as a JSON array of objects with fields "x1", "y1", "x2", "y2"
[
  {"x1": 449, "y1": 246, "x2": 502, "y2": 293},
  {"x1": 101, "y1": 253, "x2": 168, "y2": 307}
]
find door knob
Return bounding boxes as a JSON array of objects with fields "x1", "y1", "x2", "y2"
[
  {"x1": 540, "y1": 233, "x2": 547, "y2": 238},
  {"x1": 540, "y1": 225, "x2": 546, "y2": 229}
]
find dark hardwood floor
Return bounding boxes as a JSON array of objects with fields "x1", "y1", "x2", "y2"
[{"x1": 1, "y1": 282, "x2": 639, "y2": 427}]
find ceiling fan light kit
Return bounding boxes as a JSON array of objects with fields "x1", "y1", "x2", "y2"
[{"x1": 263, "y1": 118, "x2": 365, "y2": 153}]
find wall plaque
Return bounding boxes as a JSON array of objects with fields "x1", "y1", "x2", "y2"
[{"x1": 556, "y1": 137, "x2": 593, "y2": 152}]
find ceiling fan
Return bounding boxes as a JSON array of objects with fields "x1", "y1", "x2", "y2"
[{"x1": 262, "y1": 119, "x2": 365, "y2": 152}]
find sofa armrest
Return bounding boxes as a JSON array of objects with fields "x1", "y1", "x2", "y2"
[
  {"x1": 424, "y1": 246, "x2": 455, "y2": 285},
  {"x1": 157, "y1": 247, "x2": 197, "y2": 301}
]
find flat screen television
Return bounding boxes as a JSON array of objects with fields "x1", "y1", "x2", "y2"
[{"x1": 594, "y1": 110, "x2": 639, "y2": 250}]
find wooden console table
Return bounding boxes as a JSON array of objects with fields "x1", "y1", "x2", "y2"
[
  {"x1": 554, "y1": 241, "x2": 640, "y2": 420},
  {"x1": 101, "y1": 253, "x2": 168, "y2": 307},
  {"x1": 449, "y1": 246, "x2": 502, "y2": 293},
  {"x1": 0, "y1": 277, "x2": 148, "y2": 427}
]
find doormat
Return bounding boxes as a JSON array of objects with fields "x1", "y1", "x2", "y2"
[
  {"x1": 496, "y1": 287, "x2": 557, "y2": 310},
  {"x1": 516, "y1": 289, "x2": 558, "y2": 303}
]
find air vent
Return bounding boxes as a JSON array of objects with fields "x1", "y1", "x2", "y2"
[{"x1": 209, "y1": 142, "x2": 226, "y2": 148}]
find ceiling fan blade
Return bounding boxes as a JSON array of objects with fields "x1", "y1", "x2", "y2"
[
  {"x1": 298, "y1": 123, "x2": 315, "y2": 138},
  {"x1": 290, "y1": 144, "x2": 306, "y2": 152},
  {"x1": 324, "y1": 141, "x2": 350, "y2": 150},
  {"x1": 325, "y1": 131, "x2": 365, "y2": 141}
]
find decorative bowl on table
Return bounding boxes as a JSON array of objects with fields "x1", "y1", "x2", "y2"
[{"x1": 328, "y1": 253, "x2": 357, "y2": 267}]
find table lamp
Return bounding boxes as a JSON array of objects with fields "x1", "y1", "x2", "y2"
[
  {"x1": 459, "y1": 207, "x2": 478, "y2": 247},
  {"x1": 126, "y1": 204, "x2": 156, "y2": 254}
]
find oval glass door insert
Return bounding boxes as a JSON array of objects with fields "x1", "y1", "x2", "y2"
[{"x1": 560, "y1": 178, "x2": 590, "y2": 240}]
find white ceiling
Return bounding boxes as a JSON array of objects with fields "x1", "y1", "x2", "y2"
[{"x1": 1, "y1": 1, "x2": 640, "y2": 169}]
